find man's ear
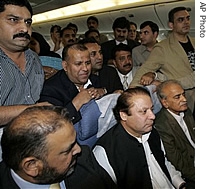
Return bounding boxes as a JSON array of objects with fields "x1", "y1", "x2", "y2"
[
  {"x1": 168, "y1": 22, "x2": 174, "y2": 30},
  {"x1": 120, "y1": 111, "x2": 127, "y2": 121},
  {"x1": 161, "y1": 99, "x2": 169, "y2": 109},
  {"x1": 112, "y1": 59, "x2": 117, "y2": 68},
  {"x1": 62, "y1": 60, "x2": 67, "y2": 71},
  {"x1": 21, "y1": 157, "x2": 43, "y2": 177},
  {"x1": 154, "y1": 31, "x2": 159, "y2": 39}
]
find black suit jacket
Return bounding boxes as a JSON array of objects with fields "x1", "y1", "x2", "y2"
[
  {"x1": 101, "y1": 39, "x2": 139, "y2": 65},
  {"x1": 0, "y1": 146, "x2": 117, "y2": 189},
  {"x1": 98, "y1": 65, "x2": 123, "y2": 93},
  {"x1": 39, "y1": 69, "x2": 101, "y2": 124}
]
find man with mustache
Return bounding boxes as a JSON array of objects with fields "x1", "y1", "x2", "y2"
[
  {"x1": 79, "y1": 16, "x2": 108, "y2": 44},
  {"x1": 155, "y1": 80, "x2": 195, "y2": 188},
  {"x1": 56, "y1": 26, "x2": 77, "y2": 58},
  {"x1": 112, "y1": 43, "x2": 134, "y2": 90},
  {"x1": 0, "y1": 106, "x2": 117, "y2": 189},
  {"x1": 112, "y1": 43, "x2": 162, "y2": 114},
  {"x1": 101, "y1": 16, "x2": 139, "y2": 66},
  {"x1": 0, "y1": 0, "x2": 50, "y2": 159},
  {"x1": 80, "y1": 37, "x2": 123, "y2": 94}
]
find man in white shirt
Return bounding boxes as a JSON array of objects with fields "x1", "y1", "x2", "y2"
[
  {"x1": 93, "y1": 87, "x2": 186, "y2": 189},
  {"x1": 112, "y1": 43, "x2": 162, "y2": 114},
  {"x1": 155, "y1": 79, "x2": 195, "y2": 188},
  {"x1": 56, "y1": 27, "x2": 77, "y2": 58}
]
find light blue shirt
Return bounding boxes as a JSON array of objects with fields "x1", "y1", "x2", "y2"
[{"x1": 11, "y1": 169, "x2": 66, "y2": 189}]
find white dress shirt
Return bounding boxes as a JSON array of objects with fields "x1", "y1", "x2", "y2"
[
  {"x1": 167, "y1": 109, "x2": 195, "y2": 148},
  {"x1": 93, "y1": 131, "x2": 184, "y2": 189},
  {"x1": 117, "y1": 70, "x2": 133, "y2": 87},
  {"x1": 115, "y1": 40, "x2": 128, "y2": 45}
]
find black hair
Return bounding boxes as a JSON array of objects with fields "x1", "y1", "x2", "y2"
[
  {"x1": 31, "y1": 32, "x2": 61, "y2": 58},
  {"x1": 111, "y1": 43, "x2": 132, "y2": 59},
  {"x1": 1, "y1": 106, "x2": 71, "y2": 171},
  {"x1": 60, "y1": 26, "x2": 75, "y2": 38},
  {"x1": 66, "y1": 22, "x2": 78, "y2": 33},
  {"x1": 50, "y1": 25, "x2": 61, "y2": 33},
  {"x1": 85, "y1": 29, "x2": 100, "y2": 38},
  {"x1": 168, "y1": 7, "x2": 188, "y2": 23},
  {"x1": 78, "y1": 36, "x2": 99, "y2": 45},
  {"x1": 129, "y1": 21, "x2": 137, "y2": 29},
  {"x1": 0, "y1": 0, "x2": 33, "y2": 16},
  {"x1": 140, "y1": 21, "x2": 159, "y2": 34},
  {"x1": 113, "y1": 87, "x2": 151, "y2": 121},
  {"x1": 87, "y1": 16, "x2": 99, "y2": 24},
  {"x1": 112, "y1": 16, "x2": 130, "y2": 30}
]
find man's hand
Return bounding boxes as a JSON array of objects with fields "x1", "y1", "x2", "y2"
[
  {"x1": 140, "y1": 72, "x2": 156, "y2": 86},
  {"x1": 43, "y1": 66, "x2": 58, "y2": 80}
]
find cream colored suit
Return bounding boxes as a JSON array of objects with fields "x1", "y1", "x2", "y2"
[{"x1": 130, "y1": 33, "x2": 195, "y2": 111}]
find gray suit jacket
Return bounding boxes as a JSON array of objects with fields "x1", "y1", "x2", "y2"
[{"x1": 154, "y1": 108, "x2": 195, "y2": 182}]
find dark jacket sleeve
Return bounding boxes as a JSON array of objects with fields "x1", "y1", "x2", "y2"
[
  {"x1": 38, "y1": 70, "x2": 81, "y2": 124},
  {"x1": 99, "y1": 65, "x2": 123, "y2": 93},
  {"x1": 65, "y1": 145, "x2": 118, "y2": 189}
]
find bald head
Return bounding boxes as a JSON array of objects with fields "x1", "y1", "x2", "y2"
[{"x1": 1, "y1": 106, "x2": 74, "y2": 171}]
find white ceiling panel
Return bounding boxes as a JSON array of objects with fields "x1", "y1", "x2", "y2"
[{"x1": 29, "y1": 0, "x2": 88, "y2": 14}]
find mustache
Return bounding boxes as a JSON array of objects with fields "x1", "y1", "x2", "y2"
[
  {"x1": 123, "y1": 63, "x2": 132, "y2": 67},
  {"x1": 13, "y1": 32, "x2": 31, "y2": 40},
  {"x1": 68, "y1": 39, "x2": 75, "y2": 43}
]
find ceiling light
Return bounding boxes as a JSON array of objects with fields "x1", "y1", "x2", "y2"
[{"x1": 32, "y1": 0, "x2": 144, "y2": 24}]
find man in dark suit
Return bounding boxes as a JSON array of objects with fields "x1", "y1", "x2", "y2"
[
  {"x1": 101, "y1": 16, "x2": 139, "y2": 66},
  {"x1": 39, "y1": 43, "x2": 119, "y2": 147},
  {"x1": 39, "y1": 43, "x2": 105, "y2": 147},
  {"x1": 80, "y1": 37, "x2": 124, "y2": 94},
  {"x1": 155, "y1": 79, "x2": 195, "y2": 188},
  {"x1": 0, "y1": 106, "x2": 117, "y2": 189}
]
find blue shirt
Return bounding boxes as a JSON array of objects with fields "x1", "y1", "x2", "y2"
[
  {"x1": 39, "y1": 56, "x2": 62, "y2": 70},
  {"x1": 11, "y1": 169, "x2": 66, "y2": 189},
  {"x1": 0, "y1": 48, "x2": 44, "y2": 105}
]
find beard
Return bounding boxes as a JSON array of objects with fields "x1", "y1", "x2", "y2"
[{"x1": 34, "y1": 155, "x2": 77, "y2": 184}]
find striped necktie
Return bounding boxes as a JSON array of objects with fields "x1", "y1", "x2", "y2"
[{"x1": 123, "y1": 75, "x2": 128, "y2": 90}]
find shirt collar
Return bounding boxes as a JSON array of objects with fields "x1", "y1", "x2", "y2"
[
  {"x1": 76, "y1": 79, "x2": 92, "y2": 91},
  {"x1": 115, "y1": 40, "x2": 127, "y2": 45},
  {"x1": 11, "y1": 169, "x2": 50, "y2": 189},
  {"x1": 117, "y1": 70, "x2": 132, "y2": 78},
  {"x1": 83, "y1": 79, "x2": 92, "y2": 89},
  {"x1": 167, "y1": 109, "x2": 185, "y2": 122},
  {"x1": 135, "y1": 132, "x2": 151, "y2": 144}
]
